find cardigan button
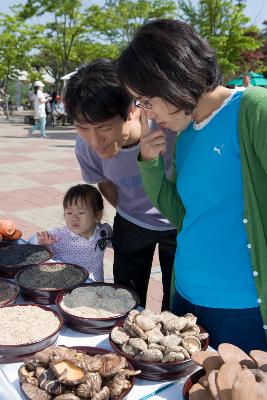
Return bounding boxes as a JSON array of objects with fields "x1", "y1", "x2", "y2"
[
  {"x1": 253, "y1": 271, "x2": 258, "y2": 277},
  {"x1": 247, "y1": 244, "x2": 252, "y2": 249},
  {"x1": 257, "y1": 298, "x2": 262, "y2": 304},
  {"x1": 243, "y1": 218, "x2": 248, "y2": 224},
  {"x1": 263, "y1": 325, "x2": 267, "y2": 330}
]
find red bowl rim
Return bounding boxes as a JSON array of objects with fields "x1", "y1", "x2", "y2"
[
  {"x1": 0, "y1": 277, "x2": 20, "y2": 306},
  {"x1": 182, "y1": 368, "x2": 205, "y2": 399},
  {"x1": 55, "y1": 282, "x2": 140, "y2": 321},
  {"x1": 0, "y1": 244, "x2": 53, "y2": 267},
  {"x1": 0, "y1": 303, "x2": 63, "y2": 348},
  {"x1": 15, "y1": 262, "x2": 89, "y2": 292},
  {"x1": 109, "y1": 319, "x2": 209, "y2": 367}
]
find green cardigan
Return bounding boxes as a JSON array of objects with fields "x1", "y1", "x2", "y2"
[{"x1": 138, "y1": 87, "x2": 267, "y2": 338}]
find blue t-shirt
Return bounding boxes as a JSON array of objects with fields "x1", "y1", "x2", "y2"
[{"x1": 174, "y1": 90, "x2": 258, "y2": 309}]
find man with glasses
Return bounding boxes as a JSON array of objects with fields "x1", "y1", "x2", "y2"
[{"x1": 64, "y1": 58, "x2": 177, "y2": 310}]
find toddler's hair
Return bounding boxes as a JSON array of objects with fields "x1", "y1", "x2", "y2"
[{"x1": 63, "y1": 184, "x2": 104, "y2": 216}]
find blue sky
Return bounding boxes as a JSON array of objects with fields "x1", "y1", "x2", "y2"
[{"x1": 0, "y1": 0, "x2": 266, "y2": 29}]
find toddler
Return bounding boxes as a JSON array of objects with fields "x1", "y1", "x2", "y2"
[{"x1": 29, "y1": 184, "x2": 112, "y2": 281}]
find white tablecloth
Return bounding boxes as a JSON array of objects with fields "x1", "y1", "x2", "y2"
[{"x1": 0, "y1": 323, "x2": 188, "y2": 400}]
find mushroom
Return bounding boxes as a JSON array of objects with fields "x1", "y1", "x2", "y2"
[
  {"x1": 18, "y1": 365, "x2": 38, "y2": 386},
  {"x1": 38, "y1": 368, "x2": 65, "y2": 395},
  {"x1": 21, "y1": 382, "x2": 52, "y2": 400},
  {"x1": 98, "y1": 353, "x2": 127, "y2": 378},
  {"x1": 110, "y1": 326, "x2": 129, "y2": 345},
  {"x1": 182, "y1": 336, "x2": 201, "y2": 354},
  {"x1": 51, "y1": 360, "x2": 85, "y2": 385},
  {"x1": 108, "y1": 369, "x2": 140, "y2": 398},
  {"x1": 76, "y1": 372, "x2": 102, "y2": 398},
  {"x1": 91, "y1": 385, "x2": 110, "y2": 400},
  {"x1": 135, "y1": 314, "x2": 155, "y2": 331}
]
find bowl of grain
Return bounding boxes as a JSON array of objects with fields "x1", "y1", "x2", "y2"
[
  {"x1": 55, "y1": 283, "x2": 140, "y2": 334},
  {"x1": 0, "y1": 278, "x2": 20, "y2": 306},
  {"x1": 15, "y1": 262, "x2": 89, "y2": 305},
  {"x1": 0, "y1": 244, "x2": 53, "y2": 279},
  {"x1": 0, "y1": 303, "x2": 63, "y2": 363},
  {"x1": 109, "y1": 309, "x2": 209, "y2": 381}
]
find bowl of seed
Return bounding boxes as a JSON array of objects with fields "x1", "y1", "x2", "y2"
[
  {"x1": 0, "y1": 244, "x2": 53, "y2": 279},
  {"x1": 0, "y1": 303, "x2": 63, "y2": 363},
  {"x1": 55, "y1": 283, "x2": 139, "y2": 334},
  {"x1": 15, "y1": 262, "x2": 89, "y2": 305},
  {"x1": 0, "y1": 278, "x2": 20, "y2": 307}
]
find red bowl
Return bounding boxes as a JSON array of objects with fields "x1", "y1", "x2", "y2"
[
  {"x1": 0, "y1": 304, "x2": 63, "y2": 363},
  {"x1": 182, "y1": 368, "x2": 205, "y2": 400},
  {"x1": 20, "y1": 345, "x2": 137, "y2": 400},
  {"x1": 0, "y1": 244, "x2": 53, "y2": 278},
  {"x1": 0, "y1": 278, "x2": 20, "y2": 306},
  {"x1": 109, "y1": 320, "x2": 209, "y2": 381},
  {"x1": 15, "y1": 262, "x2": 89, "y2": 304},
  {"x1": 55, "y1": 282, "x2": 140, "y2": 334}
]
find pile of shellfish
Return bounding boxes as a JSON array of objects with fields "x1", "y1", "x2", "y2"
[
  {"x1": 110, "y1": 309, "x2": 208, "y2": 363},
  {"x1": 18, "y1": 345, "x2": 140, "y2": 400},
  {"x1": 190, "y1": 343, "x2": 267, "y2": 400}
]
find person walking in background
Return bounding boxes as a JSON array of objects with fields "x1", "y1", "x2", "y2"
[
  {"x1": 29, "y1": 80, "x2": 50, "y2": 138},
  {"x1": 29, "y1": 184, "x2": 112, "y2": 282},
  {"x1": 117, "y1": 19, "x2": 267, "y2": 352},
  {"x1": 64, "y1": 59, "x2": 177, "y2": 310}
]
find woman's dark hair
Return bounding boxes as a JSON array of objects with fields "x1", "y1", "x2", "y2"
[
  {"x1": 117, "y1": 19, "x2": 223, "y2": 113},
  {"x1": 34, "y1": 87, "x2": 39, "y2": 95},
  {"x1": 63, "y1": 184, "x2": 104, "y2": 217},
  {"x1": 64, "y1": 58, "x2": 133, "y2": 123}
]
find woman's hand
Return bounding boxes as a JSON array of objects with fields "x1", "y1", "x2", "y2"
[
  {"x1": 140, "y1": 107, "x2": 166, "y2": 161},
  {"x1": 36, "y1": 231, "x2": 56, "y2": 246}
]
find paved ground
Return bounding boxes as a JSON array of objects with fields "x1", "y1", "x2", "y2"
[{"x1": 0, "y1": 115, "x2": 163, "y2": 311}]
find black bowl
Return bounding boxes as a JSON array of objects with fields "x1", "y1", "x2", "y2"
[
  {"x1": 182, "y1": 368, "x2": 206, "y2": 400},
  {"x1": 20, "y1": 345, "x2": 137, "y2": 400},
  {"x1": 55, "y1": 282, "x2": 139, "y2": 334},
  {"x1": 109, "y1": 320, "x2": 209, "y2": 381},
  {"x1": 0, "y1": 278, "x2": 20, "y2": 306},
  {"x1": 0, "y1": 244, "x2": 53, "y2": 278},
  {"x1": 15, "y1": 262, "x2": 89, "y2": 304},
  {"x1": 0, "y1": 303, "x2": 63, "y2": 363}
]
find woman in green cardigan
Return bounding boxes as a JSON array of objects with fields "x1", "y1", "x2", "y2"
[{"x1": 117, "y1": 19, "x2": 267, "y2": 352}]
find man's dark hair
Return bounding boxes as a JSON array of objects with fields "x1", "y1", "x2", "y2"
[
  {"x1": 63, "y1": 184, "x2": 104, "y2": 216},
  {"x1": 117, "y1": 19, "x2": 223, "y2": 113},
  {"x1": 64, "y1": 58, "x2": 132, "y2": 123}
]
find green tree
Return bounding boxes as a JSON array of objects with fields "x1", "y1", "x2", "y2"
[
  {"x1": 18, "y1": 0, "x2": 93, "y2": 81},
  {"x1": 0, "y1": 13, "x2": 37, "y2": 119},
  {"x1": 86, "y1": 0, "x2": 177, "y2": 51},
  {"x1": 177, "y1": 0, "x2": 262, "y2": 78}
]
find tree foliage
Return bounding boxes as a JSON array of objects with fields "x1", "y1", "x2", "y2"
[
  {"x1": 0, "y1": 13, "x2": 39, "y2": 118},
  {"x1": 86, "y1": 0, "x2": 177, "y2": 50},
  {"x1": 177, "y1": 0, "x2": 262, "y2": 77}
]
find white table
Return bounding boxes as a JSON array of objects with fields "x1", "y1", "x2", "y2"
[
  {"x1": 0, "y1": 323, "x2": 188, "y2": 400},
  {"x1": 0, "y1": 241, "x2": 189, "y2": 399}
]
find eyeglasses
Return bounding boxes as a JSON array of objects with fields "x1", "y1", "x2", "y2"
[{"x1": 134, "y1": 98, "x2": 153, "y2": 110}]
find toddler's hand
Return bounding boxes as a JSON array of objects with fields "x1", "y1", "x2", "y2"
[
  {"x1": 140, "y1": 107, "x2": 166, "y2": 161},
  {"x1": 36, "y1": 231, "x2": 56, "y2": 246}
]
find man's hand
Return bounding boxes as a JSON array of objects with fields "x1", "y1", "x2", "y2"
[
  {"x1": 36, "y1": 231, "x2": 56, "y2": 246},
  {"x1": 140, "y1": 107, "x2": 166, "y2": 161}
]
